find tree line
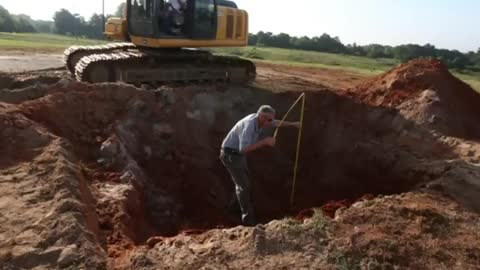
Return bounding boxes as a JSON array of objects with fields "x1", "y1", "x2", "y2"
[
  {"x1": 52, "y1": 4, "x2": 125, "y2": 39},
  {"x1": 0, "y1": 5, "x2": 42, "y2": 33},
  {"x1": 249, "y1": 32, "x2": 480, "y2": 70},
  {"x1": 0, "y1": 4, "x2": 125, "y2": 39}
]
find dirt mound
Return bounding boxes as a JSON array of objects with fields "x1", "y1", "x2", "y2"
[
  {"x1": 330, "y1": 191, "x2": 480, "y2": 269},
  {"x1": 348, "y1": 59, "x2": 480, "y2": 139},
  {"x1": 136, "y1": 192, "x2": 480, "y2": 270},
  {"x1": 0, "y1": 104, "x2": 106, "y2": 269}
]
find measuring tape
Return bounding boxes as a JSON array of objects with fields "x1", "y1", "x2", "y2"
[{"x1": 273, "y1": 92, "x2": 306, "y2": 207}]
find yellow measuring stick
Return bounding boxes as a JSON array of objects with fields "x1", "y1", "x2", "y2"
[{"x1": 273, "y1": 92, "x2": 306, "y2": 207}]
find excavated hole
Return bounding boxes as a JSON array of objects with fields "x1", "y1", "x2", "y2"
[
  {"x1": 110, "y1": 87, "x2": 451, "y2": 241},
  {"x1": 16, "y1": 82, "x2": 451, "y2": 247}
]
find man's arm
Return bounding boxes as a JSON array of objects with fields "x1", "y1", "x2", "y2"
[
  {"x1": 273, "y1": 120, "x2": 301, "y2": 128},
  {"x1": 241, "y1": 137, "x2": 275, "y2": 154}
]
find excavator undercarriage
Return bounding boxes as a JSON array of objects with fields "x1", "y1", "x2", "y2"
[{"x1": 64, "y1": 44, "x2": 256, "y2": 85}]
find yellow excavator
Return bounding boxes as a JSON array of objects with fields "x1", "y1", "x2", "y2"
[{"x1": 64, "y1": 0, "x2": 255, "y2": 84}]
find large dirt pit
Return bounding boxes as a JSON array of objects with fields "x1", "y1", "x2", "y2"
[{"x1": 1, "y1": 60, "x2": 480, "y2": 269}]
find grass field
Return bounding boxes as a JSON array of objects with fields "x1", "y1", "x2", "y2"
[
  {"x1": 214, "y1": 46, "x2": 400, "y2": 75},
  {"x1": 0, "y1": 32, "x2": 478, "y2": 91},
  {"x1": 0, "y1": 33, "x2": 106, "y2": 52},
  {"x1": 454, "y1": 70, "x2": 480, "y2": 92}
]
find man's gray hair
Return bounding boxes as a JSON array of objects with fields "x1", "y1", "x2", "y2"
[{"x1": 257, "y1": 105, "x2": 276, "y2": 115}]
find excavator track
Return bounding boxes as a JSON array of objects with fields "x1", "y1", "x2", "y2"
[
  {"x1": 63, "y1": 42, "x2": 137, "y2": 74},
  {"x1": 73, "y1": 48, "x2": 256, "y2": 84}
]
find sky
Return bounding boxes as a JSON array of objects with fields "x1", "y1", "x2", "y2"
[{"x1": 0, "y1": 0, "x2": 479, "y2": 52}]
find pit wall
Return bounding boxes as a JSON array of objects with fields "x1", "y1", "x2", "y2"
[{"x1": 15, "y1": 81, "x2": 457, "y2": 239}]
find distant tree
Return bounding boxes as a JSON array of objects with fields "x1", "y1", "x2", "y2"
[
  {"x1": 293, "y1": 36, "x2": 314, "y2": 51},
  {"x1": 0, "y1": 5, "x2": 15, "y2": 32},
  {"x1": 474, "y1": 48, "x2": 480, "y2": 67},
  {"x1": 53, "y1": 9, "x2": 94, "y2": 37},
  {"x1": 271, "y1": 33, "x2": 291, "y2": 48},
  {"x1": 346, "y1": 43, "x2": 366, "y2": 56},
  {"x1": 475, "y1": 49, "x2": 480, "y2": 67},
  {"x1": 12, "y1": 14, "x2": 36, "y2": 32},
  {"x1": 88, "y1": 13, "x2": 105, "y2": 39},
  {"x1": 74, "y1": 14, "x2": 91, "y2": 37},
  {"x1": 392, "y1": 44, "x2": 431, "y2": 62},
  {"x1": 382, "y1": 46, "x2": 395, "y2": 58},
  {"x1": 436, "y1": 49, "x2": 469, "y2": 69},
  {"x1": 364, "y1": 44, "x2": 387, "y2": 58},
  {"x1": 450, "y1": 56, "x2": 469, "y2": 69},
  {"x1": 248, "y1": 33, "x2": 258, "y2": 46},
  {"x1": 256, "y1": 31, "x2": 273, "y2": 46},
  {"x1": 32, "y1": 20, "x2": 54, "y2": 33},
  {"x1": 53, "y1": 9, "x2": 77, "y2": 35},
  {"x1": 422, "y1": 43, "x2": 437, "y2": 57},
  {"x1": 115, "y1": 2, "x2": 127, "y2": 18},
  {"x1": 312, "y1": 33, "x2": 346, "y2": 53}
]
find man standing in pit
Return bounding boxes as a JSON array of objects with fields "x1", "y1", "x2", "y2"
[{"x1": 220, "y1": 105, "x2": 300, "y2": 226}]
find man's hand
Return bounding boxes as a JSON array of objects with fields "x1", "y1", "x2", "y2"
[
  {"x1": 262, "y1": 137, "x2": 276, "y2": 147},
  {"x1": 291, "y1": 121, "x2": 302, "y2": 128},
  {"x1": 241, "y1": 137, "x2": 276, "y2": 154}
]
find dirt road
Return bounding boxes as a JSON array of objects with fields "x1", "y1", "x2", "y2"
[
  {"x1": 255, "y1": 61, "x2": 369, "y2": 91},
  {"x1": 0, "y1": 54, "x2": 63, "y2": 72},
  {"x1": 0, "y1": 54, "x2": 369, "y2": 90}
]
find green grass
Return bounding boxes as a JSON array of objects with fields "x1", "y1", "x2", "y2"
[
  {"x1": 453, "y1": 71, "x2": 480, "y2": 92},
  {"x1": 214, "y1": 46, "x2": 400, "y2": 75},
  {"x1": 311, "y1": 210, "x2": 330, "y2": 236},
  {"x1": 0, "y1": 32, "x2": 106, "y2": 51}
]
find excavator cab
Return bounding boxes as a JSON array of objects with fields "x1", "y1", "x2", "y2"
[
  {"x1": 128, "y1": 0, "x2": 217, "y2": 39},
  {"x1": 105, "y1": 0, "x2": 249, "y2": 48}
]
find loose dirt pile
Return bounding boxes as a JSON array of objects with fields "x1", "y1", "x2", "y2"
[
  {"x1": 0, "y1": 103, "x2": 106, "y2": 269},
  {"x1": 136, "y1": 192, "x2": 480, "y2": 270},
  {"x1": 0, "y1": 60, "x2": 480, "y2": 269},
  {"x1": 348, "y1": 59, "x2": 480, "y2": 139}
]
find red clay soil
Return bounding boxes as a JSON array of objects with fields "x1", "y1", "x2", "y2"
[
  {"x1": 295, "y1": 203, "x2": 350, "y2": 221},
  {"x1": 349, "y1": 59, "x2": 454, "y2": 106},
  {"x1": 295, "y1": 194, "x2": 376, "y2": 220},
  {"x1": 346, "y1": 59, "x2": 480, "y2": 139},
  {"x1": 321, "y1": 194, "x2": 376, "y2": 218},
  {"x1": 2, "y1": 74, "x2": 467, "y2": 268},
  {"x1": 322, "y1": 200, "x2": 352, "y2": 218}
]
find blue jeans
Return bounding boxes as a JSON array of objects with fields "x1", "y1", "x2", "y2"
[{"x1": 220, "y1": 150, "x2": 256, "y2": 226}]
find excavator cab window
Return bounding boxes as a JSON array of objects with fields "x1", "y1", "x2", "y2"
[
  {"x1": 128, "y1": 0, "x2": 156, "y2": 37},
  {"x1": 190, "y1": 0, "x2": 217, "y2": 39},
  {"x1": 127, "y1": 0, "x2": 217, "y2": 39},
  {"x1": 133, "y1": 0, "x2": 153, "y2": 18},
  {"x1": 160, "y1": 0, "x2": 217, "y2": 39}
]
